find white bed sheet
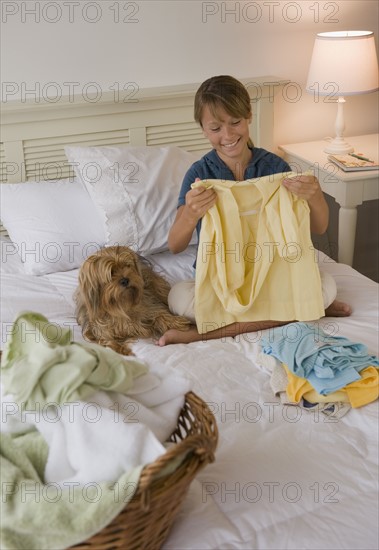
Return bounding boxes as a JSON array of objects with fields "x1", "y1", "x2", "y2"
[{"x1": 1, "y1": 238, "x2": 378, "y2": 550}]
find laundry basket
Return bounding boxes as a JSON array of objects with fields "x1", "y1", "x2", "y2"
[{"x1": 71, "y1": 391, "x2": 218, "y2": 550}]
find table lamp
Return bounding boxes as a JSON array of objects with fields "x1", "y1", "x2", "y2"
[{"x1": 306, "y1": 31, "x2": 379, "y2": 154}]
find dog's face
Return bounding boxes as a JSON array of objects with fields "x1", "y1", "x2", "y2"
[{"x1": 77, "y1": 246, "x2": 144, "y2": 317}]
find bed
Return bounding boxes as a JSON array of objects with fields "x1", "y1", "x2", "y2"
[{"x1": 1, "y1": 77, "x2": 378, "y2": 550}]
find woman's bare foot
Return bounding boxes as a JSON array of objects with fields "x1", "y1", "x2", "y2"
[
  {"x1": 325, "y1": 300, "x2": 352, "y2": 317},
  {"x1": 157, "y1": 326, "x2": 202, "y2": 346}
]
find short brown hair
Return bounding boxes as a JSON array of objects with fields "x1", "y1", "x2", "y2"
[{"x1": 194, "y1": 75, "x2": 252, "y2": 126}]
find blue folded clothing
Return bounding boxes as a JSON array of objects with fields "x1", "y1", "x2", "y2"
[{"x1": 261, "y1": 322, "x2": 379, "y2": 395}]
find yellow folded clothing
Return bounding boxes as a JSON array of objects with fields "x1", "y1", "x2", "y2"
[
  {"x1": 343, "y1": 366, "x2": 379, "y2": 408},
  {"x1": 283, "y1": 364, "x2": 379, "y2": 408},
  {"x1": 193, "y1": 173, "x2": 325, "y2": 333},
  {"x1": 283, "y1": 363, "x2": 349, "y2": 404}
]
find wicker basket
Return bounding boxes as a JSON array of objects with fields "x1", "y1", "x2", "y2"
[{"x1": 71, "y1": 391, "x2": 218, "y2": 550}]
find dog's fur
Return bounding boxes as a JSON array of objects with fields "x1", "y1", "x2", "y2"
[{"x1": 75, "y1": 246, "x2": 191, "y2": 355}]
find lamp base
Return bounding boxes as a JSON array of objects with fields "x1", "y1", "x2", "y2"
[{"x1": 324, "y1": 137, "x2": 354, "y2": 155}]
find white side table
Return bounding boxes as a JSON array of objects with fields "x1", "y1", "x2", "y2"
[{"x1": 279, "y1": 134, "x2": 379, "y2": 266}]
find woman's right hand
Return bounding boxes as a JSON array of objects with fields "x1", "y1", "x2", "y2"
[
  {"x1": 184, "y1": 178, "x2": 217, "y2": 221},
  {"x1": 168, "y1": 179, "x2": 217, "y2": 254}
]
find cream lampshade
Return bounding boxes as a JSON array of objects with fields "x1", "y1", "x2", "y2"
[{"x1": 306, "y1": 31, "x2": 379, "y2": 154}]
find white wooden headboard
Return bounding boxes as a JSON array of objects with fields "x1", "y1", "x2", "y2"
[{"x1": 0, "y1": 76, "x2": 288, "y2": 184}]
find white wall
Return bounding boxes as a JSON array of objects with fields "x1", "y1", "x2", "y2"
[{"x1": 1, "y1": 0, "x2": 378, "y2": 147}]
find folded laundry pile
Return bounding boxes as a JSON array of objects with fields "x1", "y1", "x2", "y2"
[
  {"x1": 0, "y1": 312, "x2": 192, "y2": 550},
  {"x1": 260, "y1": 322, "x2": 379, "y2": 416}
]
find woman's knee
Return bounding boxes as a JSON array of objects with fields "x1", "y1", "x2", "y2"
[
  {"x1": 168, "y1": 280, "x2": 196, "y2": 322},
  {"x1": 320, "y1": 270, "x2": 337, "y2": 309}
]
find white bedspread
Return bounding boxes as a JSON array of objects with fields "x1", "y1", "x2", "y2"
[{"x1": 1, "y1": 239, "x2": 378, "y2": 550}]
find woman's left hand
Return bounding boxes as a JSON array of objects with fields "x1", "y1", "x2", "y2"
[
  {"x1": 282, "y1": 175, "x2": 321, "y2": 202},
  {"x1": 283, "y1": 174, "x2": 329, "y2": 234}
]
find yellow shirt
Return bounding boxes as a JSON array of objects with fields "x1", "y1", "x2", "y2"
[{"x1": 193, "y1": 173, "x2": 325, "y2": 333}]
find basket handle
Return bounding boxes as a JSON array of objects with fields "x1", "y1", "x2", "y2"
[{"x1": 137, "y1": 392, "x2": 218, "y2": 510}]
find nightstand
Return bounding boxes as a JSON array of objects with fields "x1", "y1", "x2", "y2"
[{"x1": 279, "y1": 134, "x2": 379, "y2": 266}]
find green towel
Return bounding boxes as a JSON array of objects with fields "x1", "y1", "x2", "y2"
[
  {"x1": 1, "y1": 312, "x2": 148, "y2": 408},
  {"x1": 0, "y1": 431, "x2": 143, "y2": 550}
]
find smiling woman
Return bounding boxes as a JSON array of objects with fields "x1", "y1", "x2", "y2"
[
  {"x1": 200, "y1": 106, "x2": 252, "y2": 180},
  {"x1": 163, "y1": 75, "x2": 352, "y2": 347},
  {"x1": 194, "y1": 75, "x2": 254, "y2": 180}
]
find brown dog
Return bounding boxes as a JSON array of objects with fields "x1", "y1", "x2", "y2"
[{"x1": 75, "y1": 246, "x2": 191, "y2": 355}]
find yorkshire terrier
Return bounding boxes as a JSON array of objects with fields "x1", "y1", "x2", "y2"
[{"x1": 75, "y1": 246, "x2": 191, "y2": 355}]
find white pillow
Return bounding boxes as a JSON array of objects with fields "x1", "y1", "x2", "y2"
[
  {"x1": 64, "y1": 145, "x2": 198, "y2": 255},
  {"x1": 0, "y1": 179, "x2": 107, "y2": 275}
]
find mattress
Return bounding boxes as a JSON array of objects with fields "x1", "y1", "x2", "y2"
[{"x1": 1, "y1": 237, "x2": 378, "y2": 550}]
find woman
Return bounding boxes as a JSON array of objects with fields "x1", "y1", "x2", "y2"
[{"x1": 158, "y1": 75, "x2": 351, "y2": 346}]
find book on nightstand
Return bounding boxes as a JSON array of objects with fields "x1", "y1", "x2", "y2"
[{"x1": 327, "y1": 153, "x2": 379, "y2": 172}]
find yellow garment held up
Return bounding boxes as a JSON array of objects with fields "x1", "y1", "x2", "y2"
[{"x1": 193, "y1": 173, "x2": 325, "y2": 333}]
